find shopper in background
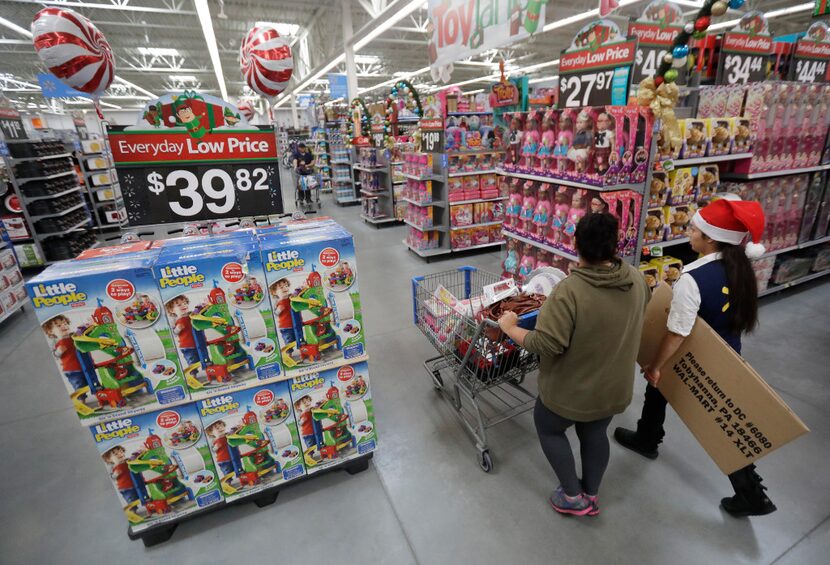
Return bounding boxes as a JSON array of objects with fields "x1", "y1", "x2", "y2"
[
  {"x1": 499, "y1": 212, "x2": 650, "y2": 517},
  {"x1": 293, "y1": 142, "x2": 315, "y2": 204},
  {"x1": 615, "y1": 198, "x2": 776, "y2": 517}
]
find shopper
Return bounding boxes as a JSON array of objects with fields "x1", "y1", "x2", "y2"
[
  {"x1": 498, "y1": 212, "x2": 650, "y2": 517},
  {"x1": 615, "y1": 198, "x2": 776, "y2": 517},
  {"x1": 293, "y1": 142, "x2": 314, "y2": 204}
]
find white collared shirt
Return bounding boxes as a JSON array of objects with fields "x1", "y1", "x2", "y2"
[{"x1": 666, "y1": 252, "x2": 723, "y2": 336}]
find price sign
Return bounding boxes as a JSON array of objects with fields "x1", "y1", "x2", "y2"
[
  {"x1": 0, "y1": 98, "x2": 26, "y2": 141},
  {"x1": 630, "y1": 22, "x2": 684, "y2": 85},
  {"x1": 559, "y1": 39, "x2": 638, "y2": 107},
  {"x1": 716, "y1": 32, "x2": 772, "y2": 85},
  {"x1": 789, "y1": 39, "x2": 830, "y2": 83},
  {"x1": 107, "y1": 123, "x2": 283, "y2": 225},
  {"x1": 371, "y1": 131, "x2": 386, "y2": 148},
  {"x1": 421, "y1": 129, "x2": 444, "y2": 153}
]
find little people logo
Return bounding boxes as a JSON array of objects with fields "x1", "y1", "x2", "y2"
[
  {"x1": 200, "y1": 395, "x2": 240, "y2": 416},
  {"x1": 265, "y1": 249, "x2": 305, "y2": 271},
  {"x1": 106, "y1": 279, "x2": 135, "y2": 302},
  {"x1": 254, "y1": 389, "x2": 274, "y2": 406},
  {"x1": 291, "y1": 374, "x2": 325, "y2": 392},
  {"x1": 337, "y1": 365, "x2": 355, "y2": 382},
  {"x1": 156, "y1": 410, "x2": 181, "y2": 429},
  {"x1": 94, "y1": 418, "x2": 140, "y2": 442},
  {"x1": 222, "y1": 262, "x2": 245, "y2": 283},
  {"x1": 158, "y1": 264, "x2": 206, "y2": 288},
  {"x1": 30, "y1": 281, "x2": 87, "y2": 308},
  {"x1": 319, "y1": 247, "x2": 340, "y2": 267}
]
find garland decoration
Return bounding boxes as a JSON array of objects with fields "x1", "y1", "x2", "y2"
[{"x1": 346, "y1": 97, "x2": 371, "y2": 147}]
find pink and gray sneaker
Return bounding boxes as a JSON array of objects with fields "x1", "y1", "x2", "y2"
[
  {"x1": 548, "y1": 487, "x2": 592, "y2": 516},
  {"x1": 584, "y1": 494, "x2": 600, "y2": 516}
]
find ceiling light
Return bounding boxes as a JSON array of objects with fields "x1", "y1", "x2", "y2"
[
  {"x1": 708, "y1": 2, "x2": 813, "y2": 31},
  {"x1": 195, "y1": 0, "x2": 228, "y2": 101},
  {"x1": 354, "y1": 0, "x2": 424, "y2": 51},
  {"x1": 255, "y1": 22, "x2": 300, "y2": 37},
  {"x1": 169, "y1": 75, "x2": 198, "y2": 82},
  {"x1": 113, "y1": 77, "x2": 155, "y2": 98},
  {"x1": 137, "y1": 47, "x2": 181, "y2": 57},
  {"x1": 359, "y1": 66, "x2": 430, "y2": 94},
  {"x1": 355, "y1": 55, "x2": 381, "y2": 65},
  {"x1": 514, "y1": 59, "x2": 560, "y2": 75},
  {"x1": 0, "y1": 16, "x2": 32, "y2": 38},
  {"x1": 542, "y1": 0, "x2": 645, "y2": 34},
  {"x1": 528, "y1": 76, "x2": 558, "y2": 85}
]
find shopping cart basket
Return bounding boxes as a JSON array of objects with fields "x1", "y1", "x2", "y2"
[{"x1": 411, "y1": 266, "x2": 540, "y2": 472}]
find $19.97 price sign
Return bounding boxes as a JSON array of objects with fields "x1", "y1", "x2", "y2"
[
  {"x1": 559, "y1": 39, "x2": 637, "y2": 108},
  {"x1": 716, "y1": 32, "x2": 772, "y2": 85},
  {"x1": 107, "y1": 126, "x2": 283, "y2": 225}
]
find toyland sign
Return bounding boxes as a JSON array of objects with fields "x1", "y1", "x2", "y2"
[
  {"x1": 559, "y1": 20, "x2": 637, "y2": 108},
  {"x1": 107, "y1": 91, "x2": 283, "y2": 226},
  {"x1": 715, "y1": 11, "x2": 772, "y2": 85},
  {"x1": 427, "y1": 0, "x2": 546, "y2": 71}
]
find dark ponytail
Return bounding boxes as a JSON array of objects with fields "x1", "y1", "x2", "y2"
[{"x1": 719, "y1": 243, "x2": 759, "y2": 334}]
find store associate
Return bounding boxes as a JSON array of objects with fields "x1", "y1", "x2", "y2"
[{"x1": 499, "y1": 212, "x2": 650, "y2": 517}]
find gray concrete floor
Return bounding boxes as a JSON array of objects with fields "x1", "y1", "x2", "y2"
[{"x1": 1, "y1": 191, "x2": 829, "y2": 564}]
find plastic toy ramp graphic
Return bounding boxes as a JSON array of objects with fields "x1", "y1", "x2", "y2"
[
  {"x1": 226, "y1": 407, "x2": 277, "y2": 487},
  {"x1": 70, "y1": 387, "x2": 95, "y2": 416},
  {"x1": 127, "y1": 432, "x2": 190, "y2": 515},
  {"x1": 283, "y1": 270, "x2": 342, "y2": 367},
  {"x1": 123, "y1": 499, "x2": 145, "y2": 524},
  {"x1": 305, "y1": 385, "x2": 355, "y2": 467}
]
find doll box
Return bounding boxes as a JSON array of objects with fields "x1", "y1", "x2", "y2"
[
  {"x1": 198, "y1": 380, "x2": 305, "y2": 502},
  {"x1": 155, "y1": 240, "x2": 283, "y2": 402},
  {"x1": 27, "y1": 256, "x2": 189, "y2": 426},
  {"x1": 260, "y1": 230, "x2": 367, "y2": 376},
  {"x1": 288, "y1": 361, "x2": 377, "y2": 475},
  {"x1": 90, "y1": 402, "x2": 223, "y2": 532}
]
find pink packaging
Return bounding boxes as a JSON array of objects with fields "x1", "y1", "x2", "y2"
[{"x1": 725, "y1": 85, "x2": 747, "y2": 117}]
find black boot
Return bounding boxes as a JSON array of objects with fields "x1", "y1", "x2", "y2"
[
  {"x1": 721, "y1": 465, "x2": 777, "y2": 517},
  {"x1": 613, "y1": 427, "x2": 659, "y2": 460}
]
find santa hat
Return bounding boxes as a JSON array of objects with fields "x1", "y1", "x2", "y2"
[{"x1": 691, "y1": 198, "x2": 766, "y2": 258}]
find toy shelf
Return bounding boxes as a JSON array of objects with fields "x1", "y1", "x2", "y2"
[
  {"x1": 15, "y1": 169, "x2": 76, "y2": 183},
  {"x1": 448, "y1": 196, "x2": 508, "y2": 206},
  {"x1": 721, "y1": 163, "x2": 830, "y2": 180},
  {"x1": 6, "y1": 152, "x2": 72, "y2": 164},
  {"x1": 643, "y1": 237, "x2": 690, "y2": 255},
  {"x1": 450, "y1": 221, "x2": 502, "y2": 230},
  {"x1": 663, "y1": 152, "x2": 753, "y2": 168},
  {"x1": 361, "y1": 214, "x2": 398, "y2": 224},
  {"x1": 78, "y1": 143, "x2": 127, "y2": 232},
  {"x1": 447, "y1": 111, "x2": 491, "y2": 116},
  {"x1": 448, "y1": 169, "x2": 497, "y2": 178},
  {"x1": 401, "y1": 197, "x2": 446, "y2": 207},
  {"x1": 402, "y1": 172, "x2": 439, "y2": 181},
  {"x1": 496, "y1": 168, "x2": 644, "y2": 193},
  {"x1": 353, "y1": 164, "x2": 387, "y2": 173},
  {"x1": 503, "y1": 230, "x2": 580, "y2": 263},
  {"x1": 404, "y1": 219, "x2": 447, "y2": 232},
  {"x1": 759, "y1": 268, "x2": 830, "y2": 297},
  {"x1": 27, "y1": 200, "x2": 88, "y2": 222},
  {"x1": 19, "y1": 185, "x2": 84, "y2": 203},
  {"x1": 758, "y1": 235, "x2": 830, "y2": 260},
  {"x1": 452, "y1": 241, "x2": 504, "y2": 252},
  {"x1": 403, "y1": 239, "x2": 450, "y2": 258},
  {"x1": 0, "y1": 225, "x2": 26, "y2": 326}
]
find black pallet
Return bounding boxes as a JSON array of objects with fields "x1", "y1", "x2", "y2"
[{"x1": 127, "y1": 452, "x2": 373, "y2": 547}]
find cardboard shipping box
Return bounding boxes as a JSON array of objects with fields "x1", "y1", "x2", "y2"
[{"x1": 638, "y1": 284, "x2": 809, "y2": 475}]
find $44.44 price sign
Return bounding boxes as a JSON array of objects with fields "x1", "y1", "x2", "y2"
[
  {"x1": 559, "y1": 39, "x2": 637, "y2": 108},
  {"x1": 716, "y1": 32, "x2": 771, "y2": 85},
  {"x1": 788, "y1": 39, "x2": 830, "y2": 83}
]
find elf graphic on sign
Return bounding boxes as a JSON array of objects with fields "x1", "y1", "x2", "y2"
[
  {"x1": 143, "y1": 102, "x2": 162, "y2": 128},
  {"x1": 173, "y1": 96, "x2": 208, "y2": 139}
]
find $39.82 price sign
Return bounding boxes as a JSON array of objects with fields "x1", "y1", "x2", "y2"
[{"x1": 559, "y1": 39, "x2": 637, "y2": 108}]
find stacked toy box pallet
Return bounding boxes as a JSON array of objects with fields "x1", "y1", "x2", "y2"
[{"x1": 25, "y1": 217, "x2": 377, "y2": 546}]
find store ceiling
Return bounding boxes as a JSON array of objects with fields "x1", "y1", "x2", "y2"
[{"x1": 0, "y1": 0, "x2": 819, "y2": 112}]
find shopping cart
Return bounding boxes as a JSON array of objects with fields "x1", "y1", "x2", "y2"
[
  {"x1": 411, "y1": 266, "x2": 540, "y2": 472},
  {"x1": 294, "y1": 170, "x2": 321, "y2": 210}
]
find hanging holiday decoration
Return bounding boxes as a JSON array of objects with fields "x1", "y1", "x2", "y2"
[
  {"x1": 237, "y1": 100, "x2": 256, "y2": 121},
  {"x1": 382, "y1": 80, "x2": 423, "y2": 148},
  {"x1": 239, "y1": 25, "x2": 293, "y2": 98},
  {"x1": 31, "y1": 7, "x2": 114, "y2": 117},
  {"x1": 629, "y1": 1, "x2": 686, "y2": 85},
  {"x1": 346, "y1": 97, "x2": 371, "y2": 147}
]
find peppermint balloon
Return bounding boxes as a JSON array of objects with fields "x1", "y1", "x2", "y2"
[
  {"x1": 31, "y1": 7, "x2": 114, "y2": 97},
  {"x1": 240, "y1": 25, "x2": 293, "y2": 98},
  {"x1": 237, "y1": 100, "x2": 255, "y2": 121}
]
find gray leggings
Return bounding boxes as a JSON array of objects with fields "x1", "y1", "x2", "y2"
[{"x1": 533, "y1": 397, "x2": 612, "y2": 497}]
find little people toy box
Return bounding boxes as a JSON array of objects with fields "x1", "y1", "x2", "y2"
[
  {"x1": 155, "y1": 238, "x2": 282, "y2": 401},
  {"x1": 199, "y1": 381, "x2": 305, "y2": 502},
  {"x1": 261, "y1": 228, "x2": 367, "y2": 375},
  {"x1": 27, "y1": 255, "x2": 189, "y2": 426},
  {"x1": 90, "y1": 402, "x2": 223, "y2": 532},
  {"x1": 289, "y1": 361, "x2": 377, "y2": 475}
]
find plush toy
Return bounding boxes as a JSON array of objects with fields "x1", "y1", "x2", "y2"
[
  {"x1": 685, "y1": 122, "x2": 706, "y2": 156},
  {"x1": 734, "y1": 123, "x2": 751, "y2": 152},
  {"x1": 644, "y1": 213, "x2": 663, "y2": 242},
  {"x1": 532, "y1": 184, "x2": 552, "y2": 240},
  {"x1": 502, "y1": 238, "x2": 520, "y2": 279},
  {"x1": 670, "y1": 209, "x2": 690, "y2": 238},
  {"x1": 665, "y1": 266, "x2": 682, "y2": 286},
  {"x1": 548, "y1": 188, "x2": 570, "y2": 246},
  {"x1": 649, "y1": 176, "x2": 667, "y2": 207},
  {"x1": 519, "y1": 182, "x2": 537, "y2": 235},
  {"x1": 712, "y1": 124, "x2": 731, "y2": 154},
  {"x1": 568, "y1": 110, "x2": 594, "y2": 174},
  {"x1": 518, "y1": 243, "x2": 536, "y2": 280}
]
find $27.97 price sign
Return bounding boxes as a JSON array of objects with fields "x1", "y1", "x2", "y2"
[
  {"x1": 559, "y1": 39, "x2": 637, "y2": 108},
  {"x1": 107, "y1": 126, "x2": 283, "y2": 225},
  {"x1": 716, "y1": 32, "x2": 772, "y2": 85}
]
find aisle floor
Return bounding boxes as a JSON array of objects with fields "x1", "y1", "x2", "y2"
[{"x1": 1, "y1": 193, "x2": 829, "y2": 564}]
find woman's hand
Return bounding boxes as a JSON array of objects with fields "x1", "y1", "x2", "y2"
[
  {"x1": 498, "y1": 311, "x2": 519, "y2": 332},
  {"x1": 643, "y1": 365, "x2": 661, "y2": 387}
]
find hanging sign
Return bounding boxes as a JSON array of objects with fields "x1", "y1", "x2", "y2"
[
  {"x1": 426, "y1": 0, "x2": 546, "y2": 72},
  {"x1": 419, "y1": 93, "x2": 443, "y2": 131},
  {"x1": 106, "y1": 91, "x2": 282, "y2": 225},
  {"x1": 715, "y1": 11, "x2": 772, "y2": 85},
  {"x1": 815, "y1": 0, "x2": 830, "y2": 18},
  {"x1": 559, "y1": 20, "x2": 637, "y2": 108},
  {"x1": 490, "y1": 80, "x2": 519, "y2": 107},
  {"x1": 0, "y1": 96, "x2": 27, "y2": 141},
  {"x1": 630, "y1": 1, "x2": 685, "y2": 85},
  {"x1": 789, "y1": 22, "x2": 830, "y2": 83},
  {"x1": 37, "y1": 73, "x2": 91, "y2": 99},
  {"x1": 328, "y1": 73, "x2": 349, "y2": 101}
]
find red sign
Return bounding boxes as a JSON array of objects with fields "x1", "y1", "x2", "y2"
[
  {"x1": 629, "y1": 22, "x2": 681, "y2": 47},
  {"x1": 106, "y1": 279, "x2": 135, "y2": 301},
  {"x1": 795, "y1": 40, "x2": 830, "y2": 59},
  {"x1": 254, "y1": 389, "x2": 274, "y2": 406},
  {"x1": 721, "y1": 33, "x2": 773, "y2": 55},
  {"x1": 560, "y1": 39, "x2": 637, "y2": 73},
  {"x1": 319, "y1": 247, "x2": 340, "y2": 267},
  {"x1": 221, "y1": 262, "x2": 245, "y2": 283},
  {"x1": 156, "y1": 410, "x2": 181, "y2": 429},
  {"x1": 419, "y1": 118, "x2": 443, "y2": 131},
  {"x1": 337, "y1": 365, "x2": 355, "y2": 381},
  {"x1": 352, "y1": 136, "x2": 372, "y2": 147},
  {"x1": 489, "y1": 81, "x2": 519, "y2": 107},
  {"x1": 108, "y1": 130, "x2": 277, "y2": 165}
]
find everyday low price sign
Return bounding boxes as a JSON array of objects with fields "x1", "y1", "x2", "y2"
[
  {"x1": 715, "y1": 11, "x2": 772, "y2": 85},
  {"x1": 107, "y1": 91, "x2": 283, "y2": 225},
  {"x1": 789, "y1": 22, "x2": 830, "y2": 83}
]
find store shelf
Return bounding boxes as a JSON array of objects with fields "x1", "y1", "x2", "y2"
[
  {"x1": 449, "y1": 196, "x2": 508, "y2": 206},
  {"x1": 16, "y1": 169, "x2": 75, "y2": 183},
  {"x1": 759, "y1": 269, "x2": 830, "y2": 297},
  {"x1": 403, "y1": 240, "x2": 451, "y2": 257},
  {"x1": 332, "y1": 160, "x2": 351, "y2": 165},
  {"x1": 662, "y1": 152, "x2": 753, "y2": 168},
  {"x1": 402, "y1": 172, "x2": 440, "y2": 181},
  {"x1": 390, "y1": 161, "x2": 403, "y2": 165},
  {"x1": 447, "y1": 111, "x2": 491, "y2": 116},
  {"x1": 448, "y1": 169, "x2": 497, "y2": 178},
  {"x1": 28, "y1": 201, "x2": 87, "y2": 221},
  {"x1": 38, "y1": 215, "x2": 91, "y2": 237},
  {"x1": 404, "y1": 219, "x2": 446, "y2": 232},
  {"x1": 7, "y1": 152, "x2": 72, "y2": 163},
  {"x1": 645, "y1": 237, "x2": 690, "y2": 252},
  {"x1": 449, "y1": 221, "x2": 502, "y2": 231},
  {"x1": 496, "y1": 168, "x2": 643, "y2": 193},
  {"x1": 401, "y1": 197, "x2": 446, "y2": 207},
  {"x1": 354, "y1": 164, "x2": 387, "y2": 173},
  {"x1": 360, "y1": 189, "x2": 389, "y2": 197},
  {"x1": 503, "y1": 230, "x2": 580, "y2": 262},
  {"x1": 759, "y1": 235, "x2": 830, "y2": 259},
  {"x1": 721, "y1": 164, "x2": 830, "y2": 180},
  {"x1": 335, "y1": 197, "x2": 360, "y2": 204},
  {"x1": 448, "y1": 149, "x2": 505, "y2": 155},
  {"x1": 452, "y1": 241, "x2": 505, "y2": 252},
  {"x1": 361, "y1": 214, "x2": 398, "y2": 224},
  {"x1": 20, "y1": 185, "x2": 83, "y2": 203}
]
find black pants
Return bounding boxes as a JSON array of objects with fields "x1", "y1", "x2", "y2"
[
  {"x1": 534, "y1": 397, "x2": 612, "y2": 497},
  {"x1": 298, "y1": 175, "x2": 312, "y2": 202},
  {"x1": 637, "y1": 384, "x2": 763, "y2": 494}
]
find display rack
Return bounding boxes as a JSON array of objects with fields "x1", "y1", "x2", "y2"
[
  {"x1": 357, "y1": 146, "x2": 399, "y2": 225},
  {"x1": 312, "y1": 126, "x2": 333, "y2": 193},
  {"x1": 0, "y1": 223, "x2": 26, "y2": 325},
  {"x1": 0, "y1": 137, "x2": 95, "y2": 267},
  {"x1": 76, "y1": 138, "x2": 127, "y2": 233},
  {"x1": 330, "y1": 124, "x2": 359, "y2": 205}
]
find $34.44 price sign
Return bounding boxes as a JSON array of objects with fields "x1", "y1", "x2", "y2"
[
  {"x1": 720, "y1": 54, "x2": 764, "y2": 85},
  {"x1": 124, "y1": 163, "x2": 282, "y2": 225},
  {"x1": 716, "y1": 32, "x2": 772, "y2": 86}
]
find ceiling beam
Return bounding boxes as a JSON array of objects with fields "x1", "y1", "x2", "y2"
[{"x1": 5, "y1": 0, "x2": 196, "y2": 15}]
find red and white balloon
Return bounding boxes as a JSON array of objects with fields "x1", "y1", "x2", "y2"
[
  {"x1": 237, "y1": 100, "x2": 256, "y2": 122},
  {"x1": 240, "y1": 25, "x2": 293, "y2": 98},
  {"x1": 31, "y1": 7, "x2": 114, "y2": 97}
]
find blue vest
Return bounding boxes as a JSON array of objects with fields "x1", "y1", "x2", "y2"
[{"x1": 687, "y1": 260, "x2": 742, "y2": 354}]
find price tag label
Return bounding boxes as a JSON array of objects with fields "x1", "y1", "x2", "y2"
[
  {"x1": 630, "y1": 22, "x2": 684, "y2": 86},
  {"x1": 789, "y1": 39, "x2": 830, "y2": 83},
  {"x1": 715, "y1": 32, "x2": 771, "y2": 85},
  {"x1": 372, "y1": 131, "x2": 386, "y2": 148},
  {"x1": 559, "y1": 39, "x2": 637, "y2": 107},
  {"x1": 0, "y1": 99, "x2": 26, "y2": 141},
  {"x1": 421, "y1": 129, "x2": 444, "y2": 153}
]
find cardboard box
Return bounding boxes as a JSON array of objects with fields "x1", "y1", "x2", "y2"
[{"x1": 638, "y1": 284, "x2": 809, "y2": 474}]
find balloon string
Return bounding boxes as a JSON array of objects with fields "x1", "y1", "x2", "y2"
[{"x1": 94, "y1": 99, "x2": 104, "y2": 120}]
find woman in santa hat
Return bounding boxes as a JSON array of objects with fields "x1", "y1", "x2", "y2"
[{"x1": 615, "y1": 196, "x2": 776, "y2": 517}]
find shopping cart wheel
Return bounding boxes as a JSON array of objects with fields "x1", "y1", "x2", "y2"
[
  {"x1": 431, "y1": 371, "x2": 443, "y2": 390},
  {"x1": 478, "y1": 450, "x2": 493, "y2": 473}
]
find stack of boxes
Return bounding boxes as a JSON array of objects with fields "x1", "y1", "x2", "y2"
[{"x1": 26, "y1": 219, "x2": 377, "y2": 535}]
